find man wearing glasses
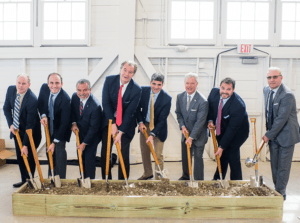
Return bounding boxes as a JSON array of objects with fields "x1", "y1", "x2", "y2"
[{"x1": 263, "y1": 67, "x2": 300, "y2": 200}]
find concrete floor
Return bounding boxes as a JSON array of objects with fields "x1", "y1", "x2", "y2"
[{"x1": 0, "y1": 159, "x2": 300, "y2": 223}]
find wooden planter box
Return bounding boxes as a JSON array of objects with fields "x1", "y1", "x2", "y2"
[{"x1": 12, "y1": 179, "x2": 283, "y2": 219}]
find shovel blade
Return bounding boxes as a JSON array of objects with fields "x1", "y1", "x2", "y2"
[
  {"x1": 222, "y1": 180, "x2": 230, "y2": 189},
  {"x1": 78, "y1": 177, "x2": 91, "y2": 188},
  {"x1": 186, "y1": 181, "x2": 198, "y2": 188},
  {"x1": 27, "y1": 179, "x2": 37, "y2": 189},
  {"x1": 156, "y1": 168, "x2": 170, "y2": 180},
  {"x1": 33, "y1": 176, "x2": 42, "y2": 189},
  {"x1": 54, "y1": 175, "x2": 61, "y2": 187},
  {"x1": 245, "y1": 157, "x2": 256, "y2": 168}
]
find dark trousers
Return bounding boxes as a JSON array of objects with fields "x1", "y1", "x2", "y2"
[
  {"x1": 101, "y1": 127, "x2": 132, "y2": 180},
  {"x1": 13, "y1": 137, "x2": 36, "y2": 183},
  {"x1": 47, "y1": 141, "x2": 67, "y2": 179},
  {"x1": 269, "y1": 141, "x2": 294, "y2": 196},
  {"x1": 79, "y1": 140, "x2": 98, "y2": 179},
  {"x1": 181, "y1": 141, "x2": 204, "y2": 180}
]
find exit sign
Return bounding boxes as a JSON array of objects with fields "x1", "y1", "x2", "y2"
[{"x1": 237, "y1": 44, "x2": 253, "y2": 54}]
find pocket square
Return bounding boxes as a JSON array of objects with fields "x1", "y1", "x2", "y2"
[
  {"x1": 273, "y1": 103, "x2": 278, "y2": 105},
  {"x1": 191, "y1": 109, "x2": 197, "y2": 111},
  {"x1": 224, "y1": 115, "x2": 230, "y2": 119}
]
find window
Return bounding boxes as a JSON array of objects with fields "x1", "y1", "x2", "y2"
[
  {"x1": 41, "y1": 0, "x2": 89, "y2": 45},
  {"x1": 223, "y1": 0, "x2": 272, "y2": 45},
  {"x1": 168, "y1": 0, "x2": 217, "y2": 45},
  {"x1": 0, "y1": 0, "x2": 33, "y2": 46}
]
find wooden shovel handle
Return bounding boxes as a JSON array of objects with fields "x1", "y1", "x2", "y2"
[
  {"x1": 256, "y1": 140, "x2": 265, "y2": 155},
  {"x1": 75, "y1": 130, "x2": 84, "y2": 174},
  {"x1": 44, "y1": 123, "x2": 54, "y2": 171},
  {"x1": 250, "y1": 118, "x2": 258, "y2": 170},
  {"x1": 15, "y1": 130, "x2": 31, "y2": 174},
  {"x1": 142, "y1": 128, "x2": 159, "y2": 166},
  {"x1": 209, "y1": 128, "x2": 222, "y2": 175},
  {"x1": 26, "y1": 129, "x2": 44, "y2": 184},
  {"x1": 114, "y1": 134, "x2": 127, "y2": 180},
  {"x1": 184, "y1": 131, "x2": 192, "y2": 178},
  {"x1": 106, "y1": 120, "x2": 112, "y2": 176}
]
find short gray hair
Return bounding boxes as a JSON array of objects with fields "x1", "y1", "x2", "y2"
[
  {"x1": 17, "y1": 73, "x2": 30, "y2": 84},
  {"x1": 151, "y1": 72, "x2": 164, "y2": 84},
  {"x1": 120, "y1": 60, "x2": 138, "y2": 74},
  {"x1": 76, "y1": 79, "x2": 91, "y2": 89},
  {"x1": 184, "y1": 72, "x2": 198, "y2": 83},
  {"x1": 268, "y1": 67, "x2": 282, "y2": 75}
]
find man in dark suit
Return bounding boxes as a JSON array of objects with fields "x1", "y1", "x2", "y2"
[
  {"x1": 263, "y1": 67, "x2": 300, "y2": 200},
  {"x1": 136, "y1": 73, "x2": 172, "y2": 180},
  {"x1": 3, "y1": 74, "x2": 41, "y2": 187},
  {"x1": 38, "y1": 73, "x2": 71, "y2": 179},
  {"x1": 207, "y1": 77, "x2": 249, "y2": 180},
  {"x1": 101, "y1": 60, "x2": 142, "y2": 180},
  {"x1": 71, "y1": 79, "x2": 102, "y2": 179},
  {"x1": 175, "y1": 72, "x2": 208, "y2": 181}
]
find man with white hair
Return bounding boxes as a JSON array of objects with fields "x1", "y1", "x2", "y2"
[
  {"x1": 175, "y1": 72, "x2": 208, "y2": 180},
  {"x1": 262, "y1": 67, "x2": 300, "y2": 200}
]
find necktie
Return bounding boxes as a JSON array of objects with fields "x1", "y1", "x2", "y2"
[
  {"x1": 149, "y1": 93, "x2": 154, "y2": 131},
  {"x1": 187, "y1": 95, "x2": 191, "y2": 111},
  {"x1": 116, "y1": 85, "x2": 123, "y2": 126},
  {"x1": 80, "y1": 101, "x2": 83, "y2": 115},
  {"x1": 13, "y1": 94, "x2": 20, "y2": 130},
  {"x1": 216, "y1": 99, "x2": 223, "y2": 136},
  {"x1": 267, "y1": 90, "x2": 274, "y2": 131},
  {"x1": 49, "y1": 94, "x2": 54, "y2": 135}
]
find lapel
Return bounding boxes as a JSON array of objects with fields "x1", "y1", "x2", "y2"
[
  {"x1": 187, "y1": 91, "x2": 199, "y2": 116},
  {"x1": 265, "y1": 87, "x2": 271, "y2": 117},
  {"x1": 182, "y1": 92, "x2": 187, "y2": 115},
  {"x1": 54, "y1": 89, "x2": 63, "y2": 115},
  {"x1": 122, "y1": 79, "x2": 133, "y2": 103},
  {"x1": 12, "y1": 87, "x2": 17, "y2": 107},
  {"x1": 80, "y1": 94, "x2": 92, "y2": 119},
  {"x1": 154, "y1": 89, "x2": 163, "y2": 111},
  {"x1": 144, "y1": 87, "x2": 151, "y2": 114},
  {"x1": 273, "y1": 84, "x2": 283, "y2": 105},
  {"x1": 221, "y1": 93, "x2": 235, "y2": 115},
  {"x1": 19, "y1": 89, "x2": 30, "y2": 115}
]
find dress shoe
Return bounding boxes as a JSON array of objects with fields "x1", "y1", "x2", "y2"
[
  {"x1": 137, "y1": 175, "x2": 153, "y2": 180},
  {"x1": 13, "y1": 182, "x2": 25, "y2": 188},
  {"x1": 178, "y1": 176, "x2": 189, "y2": 181}
]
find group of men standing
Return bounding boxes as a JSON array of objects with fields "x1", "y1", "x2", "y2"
[{"x1": 3, "y1": 61, "x2": 299, "y2": 200}]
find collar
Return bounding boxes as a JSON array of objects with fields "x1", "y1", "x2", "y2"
[
  {"x1": 17, "y1": 90, "x2": 27, "y2": 97},
  {"x1": 120, "y1": 80, "x2": 129, "y2": 88},
  {"x1": 270, "y1": 84, "x2": 281, "y2": 94},
  {"x1": 150, "y1": 89, "x2": 161, "y2": 96},
  {"x1": 219, "y1": 95, "x2": 231, "y2": 102},
  {"x1": 50, "y1": 88, "x2": 61, "y2": 97},
  {"x1": 80, "y1": 95, "x2": 90, "y2": 103},
  {"x1": 187, "y1": 90, "x2": 196, "y2": 99}
]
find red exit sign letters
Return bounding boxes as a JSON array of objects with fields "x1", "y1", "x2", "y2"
[{"x1": 237, "y1": 44, "x2": 253, "y2": 54}]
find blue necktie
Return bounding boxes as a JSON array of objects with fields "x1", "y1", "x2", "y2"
[
  {"x1": 49, "y1": 94, "x2": 54, "y2": 135},
  {"x1": 13, "y1": 94, "x2": 20, "y2": 130},
  {"x1": 267, "y1": 90, "x2": 274, "y2": 131}
]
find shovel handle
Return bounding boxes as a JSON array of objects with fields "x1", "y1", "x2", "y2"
[
  {"x1": 256, "y1": 140, "x2": 265, "y2": 156},
  {"x1": 106, "y1": 120, "x2": 112, "y2": 176},
  {"x1": 44, "y1": 123, "x2": 54, "y2": 171},
  {"x1": 142, "y1": 128, "x2": 160, "y2": 166},
  {"x1": 75, "y1": 130, "x2": 84, "y2": 174},
  {"x1": 114, "y1": 134, "x2": 127, "y2": 180},
  {"x1": 250, "y1": 118, "x2": 258, "y2": 171},
  {"x1": 15, "y1": 130, "x2": 32, "y2": 174},
  {"x1": 184, "y1": 131, "x2": 192, "y2": 179},
  {"x1": 26, "y1": 129, "x2": 44, "y2": 184},
  {"x1": 209, "y1": 128, "x2": 222, "y2": 176}
]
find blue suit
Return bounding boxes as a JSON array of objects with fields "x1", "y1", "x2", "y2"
[
  {"x1": 207, "y1": 87, "x2": 249, "y2": 180},
  {"x1": 101, "y1": 74, "x2": 141, "y2": 180},
  {"x1": 71, "y1": 93, "x2": 102, "y2": 179},
  {"x1": 3, "y1": 86, "x2": 41, "y2": 183}
]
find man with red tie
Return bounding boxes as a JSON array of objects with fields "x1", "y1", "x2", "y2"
[
  {"x1": 207, "y1": 78, "x2": 249, "y2": 180},
  {"x1": 101, "y1": 61, "x2": 142, "y2": 180}
]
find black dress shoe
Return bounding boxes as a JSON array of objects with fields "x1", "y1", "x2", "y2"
[
  {"x1": 137, "y1": 175, "x2": 153, "y2": 180},
  {"x1": 178, "y1": 176, "x2": 189, "y2": 181},
  {"x1": 13, "y1": 182, "x2": 25, "y2": 188}
]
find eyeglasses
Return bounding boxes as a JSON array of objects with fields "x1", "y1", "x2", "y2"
[{"x1": 267, "y1": 75, "x2": 282, "y2": 80}]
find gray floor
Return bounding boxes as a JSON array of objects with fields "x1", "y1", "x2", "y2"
[{"x1": 1, "y1": 159, "x2": 300, "y2": 223}]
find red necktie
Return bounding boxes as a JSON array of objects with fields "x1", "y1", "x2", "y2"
[
  {"x1": 216, "y1": 99, "x2": 223, "y2": 136},
  {"x1": 116, "y1": 85, "x2": 123, "y2": 126}
]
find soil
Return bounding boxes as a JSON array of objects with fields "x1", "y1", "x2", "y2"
[{"x1": 21, "y1": 180, "x2": 278, "y2": 197}]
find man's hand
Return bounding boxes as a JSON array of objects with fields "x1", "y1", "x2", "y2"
[
  {"x1": 262, "y1": 135, "x2": 269, "y2": 143},
  {"x1": 186, "y1": 137, "x2": 193, "y2": 147},
  {"x1": 47, "y1": 143, "x2": 55, "y2": 153},
  {"x1": 40, "y1": 117, "x2": 47, "y2": 127},
  {"x1": 138, "y1": 123, "x2": 146, "y2": 132},
  {"x1": 111, "y1": 123, "x2": 118, "y2": 137},
  {"x1": 181, "y1": 126, "x2": 188, "y2": 137},
  {"x1": 71, "y1": 123, "x2": 79, "y2": 133},
  {"x1": 10, "y1": 125, "x2": 16, "y2": 135},
  {"x1": 214, "y1": 147, "x2": 223, "y2": 158},
  {"x1": 21, "y1": 146, "x2": 28, "y2": 157},
  {"x1": 208, "y1": 121, "x2": 215, "y2": 130},
  {"x1": 77, "y1": 143, "x2": 86, "y2": 153},
  {"x1": 146, "y1": 135, "x2": 154, "y2": 147},
  {"x1": 114, "y1": 131, "x2": 123, "y2": 146}
]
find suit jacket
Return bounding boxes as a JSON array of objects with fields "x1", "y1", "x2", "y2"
[
  {"x1": 102, "y1": 74, "x2": 142, "y2": 139},
  {"x1": 264, "y1": 84, "x2": 300, "y2": 147},
  {"x1": 38, "y1": 83, "x2": 71, "y2": 142},
  {"x1": 136, "y1": 87, "x2": 172, "y2": 142},
  {"x1": 3, "y1": 86, "x2": 41, "y2": 148},
  {"x1": 71, "y1": 93, "x2": 102, "y2": 145},
  {"x1": 207, "y1": 87, "x2": 249, "y2": 150},
  {"x1": 175, "y1": 91, "x2": 208, "y2": 147}
]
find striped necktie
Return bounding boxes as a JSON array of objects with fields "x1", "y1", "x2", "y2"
[
  {"x1": 13, "y1": 94, "x2": 20, "y2": 130},
  {"x1": 216, "y1": 99, "x2": 223, "y2": 136},
  {"x1": 149, "y1": 93, "x2": 154, "y2": 131},
  {"x1": 80, "y1": 101, "x2": 83, "y2": 115}
]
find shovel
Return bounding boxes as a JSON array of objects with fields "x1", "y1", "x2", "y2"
[
  {"x1": 105, "y1": 119, "x2": 113, "y2": 191},
  {"x1": 210, "y1": 127, "x2": 229, "y2": 189},
  {"x1": 15, "y1": 130, "x2": 41, "y2": 189},
  {"x1": 183, "y1": 131, "x2": 198, "y2": 188},
  {"x1": 44, "y1": 123, "x2": 61, "y2": 188},
  {"x1": 245, "y1": 140, "x2": 265, "y2": 168},
  {"x1": 26, "y1": 129, "x2": 45, "y2": 189},
  {"x1": 75, "y1": 129, "x2": 91, "y2": 188},
  {"x1": 142, "y1": 128, "x2": 169, "y2": 181}
]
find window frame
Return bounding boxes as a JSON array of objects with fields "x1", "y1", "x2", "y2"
[{"x1": 167, "y1": 0, "x2": 218, "y2": 45}]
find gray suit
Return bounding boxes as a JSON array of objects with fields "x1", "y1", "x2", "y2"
[
  {"x1": 264, "y1": 84, "x2": 300, "y2": 197},
  {"x1": 175, "y1": 91, "x2": 208, "y2": 180}
]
